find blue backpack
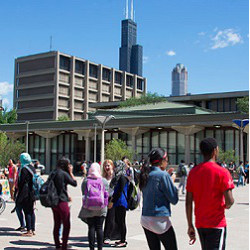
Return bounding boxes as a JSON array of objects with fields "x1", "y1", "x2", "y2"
[{"x1": 24, "y1": 165, "x2": 44, "y2": 200}]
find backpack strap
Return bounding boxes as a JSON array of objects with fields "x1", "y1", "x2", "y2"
[{"x1": 23, "y1": 165, "x2": 34, "y2": 177}]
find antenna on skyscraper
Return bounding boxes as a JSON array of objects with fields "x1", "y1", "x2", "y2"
[
  {"x1": 125, "y1": 0, "x2": 128, "y2": 19},
  {"x1": 131, "y1": 0, "x2": 134, "y2": 20},
  {"x1": 50, "y1": 36, "x2": 53, "y2": 51}
]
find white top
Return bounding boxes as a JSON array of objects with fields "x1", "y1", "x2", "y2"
[{"x1": 141, "y1": 216, "x2": 172, "y2": 234}]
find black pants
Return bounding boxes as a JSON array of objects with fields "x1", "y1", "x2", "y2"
[
  {"x1": 103, "y1": 207, "x2": 115, "y2": 240},
  {"x1": 143, "y1": 226, "x2": 178, "y2": 250},
  {"x1": 198, "y1": 227, "x2": 227, "y2": 250},
  {"x1": 21, "y1": 200, "x2": 35, "y2": 231},
  {"x1": 115, "y1": 206, "x2": 127, "y2": 243},
  {"x1": 87, "y1": 216, "x2": 105, "y2": 250}
]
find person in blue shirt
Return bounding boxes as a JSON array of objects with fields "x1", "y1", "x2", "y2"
[{"x1": 139, "y1": 148, "x2": 179, "y2": 250}]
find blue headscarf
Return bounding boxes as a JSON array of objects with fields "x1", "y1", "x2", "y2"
[{"x1": 19, "y1": 153, "x2": 32, "y2": 177}]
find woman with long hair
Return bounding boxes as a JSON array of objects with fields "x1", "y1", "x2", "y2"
[
  {"x1": 102, "y1": 159, "x2": 115, "y2": 244},
  {"x1": 78, "y1": 162, "x2": 109, "y2": 250},
  {"x1": 52, "y1": 157, "x2": 77, "y2": 250},
  {"x1": 139, "y1": 148, "x2": 179, "y2": 250}
]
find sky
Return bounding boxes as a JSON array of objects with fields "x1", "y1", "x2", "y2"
[{"x1": 0, "y1": 0, "x2": 249, "y2": 109}]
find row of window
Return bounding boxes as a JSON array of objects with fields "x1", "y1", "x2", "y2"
[{"x1": 59, "y1": 56, "x2": 144, "y2": 90}]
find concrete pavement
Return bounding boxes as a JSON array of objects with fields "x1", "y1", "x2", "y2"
[{"x1": 0, "y1": 176, "x2": 248, "y2": 249}]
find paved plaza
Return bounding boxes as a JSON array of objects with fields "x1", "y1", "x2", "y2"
[{"x1": 0, "y1": 176, "x2": 249, "y2": 250}]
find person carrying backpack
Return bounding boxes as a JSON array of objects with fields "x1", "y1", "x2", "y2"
[
  {"x1": 78, "y1": 163, "x2": 109, "y2": 250},
  {"x1": 16, "y1": 153, "x2": 36, "y2": 237},
  {"x1": 52, "y1": 157, "x2": 77, "y2": 250},
  {"x1": 108, "y1": 160, "x2": 130, "y2": 248},
  {"x1": 139, "y1": 148, "x2": 179, "y2": 250},
  {"x1": 178, "y1": 160, "x2": 187, "y2": 194}
]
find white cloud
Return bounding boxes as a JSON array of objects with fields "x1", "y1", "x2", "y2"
[
  {"x1": 0, "y1": 81, "x2": 13, "y2": 95},
  {"x1": 198, "y1": 32, "x2": 206, "y2": 36},
  {"x1": 2, "y1": 98, "x2": 9, "y2": 106},
  {"x1": 143, "y1": 56, "x2": 149, "y2": 64},
  {"x1": 211, "y1": 29, "x2": 243, "y2": 50},
  {"x1": 166, "y1": 50, "x2": 176, "y2": 56}
]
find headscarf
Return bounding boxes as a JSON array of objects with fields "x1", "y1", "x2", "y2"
[
  {"x1": 19, "y1": 152, "x2": 32, "y2": 177},
  {"x1": 110, "y1": 160, "x2": 126, "y2": 188},
  {"x1": 87, "y1": 162, "x2": 102, "y2": 178}
]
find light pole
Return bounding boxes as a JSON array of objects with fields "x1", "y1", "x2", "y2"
[
  {"x1": 94, "y1": 115, "x2": 115, "y2": 165},
  {"x1": 93, "y1": 123, "x2": 97, "y2": 162},
  {"x1": 233, "y1": 119, "x2": 249, "y2": 162},
  {"x1": 26, "y1": 121, "x2": 29, "y2": 153}
]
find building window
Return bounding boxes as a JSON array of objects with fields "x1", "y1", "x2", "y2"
[
  {"x1": 75, "y1": 60, "x2": 85, "y2": 75},
  {"x1": 126, "y1": 75, "x2": 133, "y2": 87},
  {"x1": 206, "y1": 101, "x2": 212, "y2": 110},
  {"x1": 115, "y1": 72, "x2": 122, "y2": 85},
  {"x1": 137, "y1": 79, "x2": 144, "y2": 90},
  {"x1": 60, "y1": 55, "x2": 70, "y2": 71},
  {"x1": 89, "y1": 64, "x2": 98, "y2": 78},
  {"x1": 102, "y1": 68, "x2": 111, "y2": 82}
]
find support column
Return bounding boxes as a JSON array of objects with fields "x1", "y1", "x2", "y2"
[
  {"x1": 85, "y1": 136, "x2": 91, "y2": 162},
  {"x1": 171, "y1": 125, "x2": 204, "y2": 164},
  {"x1": 45, "y1": 137, "x2": 51, "y2": 173}
]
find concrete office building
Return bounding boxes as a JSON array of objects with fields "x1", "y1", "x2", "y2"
[
  {"x1": 14, "y1": 51, "x2": 146, "y2": 122},
  {"x1": 119, "y1": 0, "x2": 143, "y2": 76},
  {"x1": 172, "y1": 63, "x2": 188, "y2": 96}
]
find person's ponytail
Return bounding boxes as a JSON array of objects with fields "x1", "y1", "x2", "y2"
[{"x1": 139, "y1": 148, "x2": 167, "y2": 190}]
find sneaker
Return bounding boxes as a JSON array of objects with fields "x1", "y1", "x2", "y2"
[
  {"x1": 32, "y1": 231, "x2": 36, "y2": 235},
  {"x1": 15, "y1": 226, "x2": 25, "y2": 231},
  {"x1": 104, "y1": 239, "x2": 111, "y2": 244},
  {"x1": 115, "y1": 242, "x2": 127, "y2": 248}
]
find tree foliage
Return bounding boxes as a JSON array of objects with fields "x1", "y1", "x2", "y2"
[
  {"x1": 57, "y1": 115, "x2": 70, "y2": 121},
  {"x1": 105, "y1": 138, "x2": 133, "y2": 162},
  {"x1": 218, "y1": 148, "x2": 238, "y2": 164},
  {"x1": 0, "y1": 108, "x2": 17, "y2": 124},
  {"x1": 236, "y1": 97, "x2": 249, "y2": 114},
  {"x1": 119, "y1": 92, "x2": 166, "y2": 108},
  {"x1": 0, "y1": 133, "x2": 26, "y2": 168}
]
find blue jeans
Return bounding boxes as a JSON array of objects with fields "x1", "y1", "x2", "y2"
[
  {"x1": 16, "y1": 203, "x2": 25, "y2": 228},
  {"x1": 237, "y1": 174, "x2": 244, "y2": 187}
]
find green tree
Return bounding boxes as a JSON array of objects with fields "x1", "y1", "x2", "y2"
[
  {"x1": 0, "y1": 133, "x2": 25, "y2": 168},
  {"x1": 218, "y1": 148, "x2": 238, "y2": 164},
  {"x1": 236, "y1": 97, "x2": 249, "y2": 114},
  {"x1": 119, "y1": 92, "x2": 166, "y2": 108},
  {"x1": 0, "y1": 108, "x2": 17, "y2": 124},
  {"x1": 105, "y1": 138, "x2": 133, "y2": 162},
  {"x1": 57, "y1": 115, "x2": 70, "y2": 121}
]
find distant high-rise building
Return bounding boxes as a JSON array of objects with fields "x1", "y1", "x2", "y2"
[
  {"x1": 119, "y1": 0, "x2": 143, "y2": 76},
  {"x1": 171, "y1": 63, "x2": 188, "y2": 96}
]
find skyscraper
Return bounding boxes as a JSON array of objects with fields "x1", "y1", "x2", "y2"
[
  {"x1": 119, "y1": 0, "x2": 143, "y2": 76},
  {"x1": 171, "y1": 63, "x2": 188, "y2": 96}
]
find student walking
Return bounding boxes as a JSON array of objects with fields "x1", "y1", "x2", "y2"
[
  {"x1": 16, "y1": 153, "x2": 36, "y2": 237},
  {"x1": 108, "y1": 161, "x2": 130, "y2": 248},
  {"x1": 52, "y1": 157, "x2": 77, "y2": 250},
  {"x1": 78, "y1": 163, "x2": 109, "y2": 250},
  {"x1": 177, "y1": 160, "x2": 187, "y2": 194},
  {"x1": 244, "y1": 161, "x2": 249, "y2": 185},
  {"x1": 237, "y1": 161, "x2": 246, "y2": 187},
  {"x1": 7, "y1": 159, "x2": 17, "y2": 201},
  {"x1": 186, "y1": 138, "x2": 234, "y2": 250},
  {"x1": 102, "y1": 160, "x2": 115, "y2": 245},
  {"x1": 139, "y1": 148, "x2": 179, "y2": 250}
]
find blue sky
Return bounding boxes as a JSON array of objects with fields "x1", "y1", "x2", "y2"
[{"x1": 0, "y1": 0, "x2": 248, "y2": 108}]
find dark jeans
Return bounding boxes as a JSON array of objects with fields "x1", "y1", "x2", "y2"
[
  {"x1": 143, "y1": 226, "x2": 178, "y2": 250},
  {"x1": 21, "y1": 200, "x2": 35, "y2": 231},
  {"x1": 103, "y1": 207, "x2": 115, "y2": 240},
  {"x1": 16, "y1": 202, "x2": 25, "y2": 228},
  {"x1": 52, "y1": 201, "x2": 70, "y2": 250},
  {"x1": 115, "y1": 206, "x2": 127, "y2": 243},
  {"x1": 198, "y1": 227, "x2": 227, "y2": 250},
  {"x1": 87, "y1": 216, "x2": 105, "y2": 250}
]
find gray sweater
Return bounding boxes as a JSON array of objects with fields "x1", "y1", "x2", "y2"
[{"x1": 78, "y1": 177, "x2": 109, "y2": 220}]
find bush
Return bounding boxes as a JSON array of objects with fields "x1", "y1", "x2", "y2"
[
  {"x1": 57, "y1": 115, "x2": 70, "y2": 121},
  {"x1": 218, "y1": 148, "x2": 238, "y2": 164},
  {"x1": 105, "y1": 139, "x2": 133, "y2": 162}
]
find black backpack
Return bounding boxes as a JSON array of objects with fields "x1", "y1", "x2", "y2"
[{"x1": 39, "y1": 171, "x2": 59, "y2": 208}]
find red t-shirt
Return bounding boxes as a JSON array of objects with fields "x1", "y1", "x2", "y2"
[{"x1": 186, "y1": 161, "x2": 234, "y2": 228}]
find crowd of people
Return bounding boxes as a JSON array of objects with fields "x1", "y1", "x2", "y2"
[{"x1": 1, "y1": 137, "x2": 247, "y2": 250}]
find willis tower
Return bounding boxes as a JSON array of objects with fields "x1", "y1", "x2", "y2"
[{"x1": 119, "y1": 0, "x2": 143, "y2": 76}]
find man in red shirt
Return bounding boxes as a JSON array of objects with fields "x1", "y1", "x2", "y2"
[{"x1": 186, "y1": 138, "x2": 234, "y2": 250}]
